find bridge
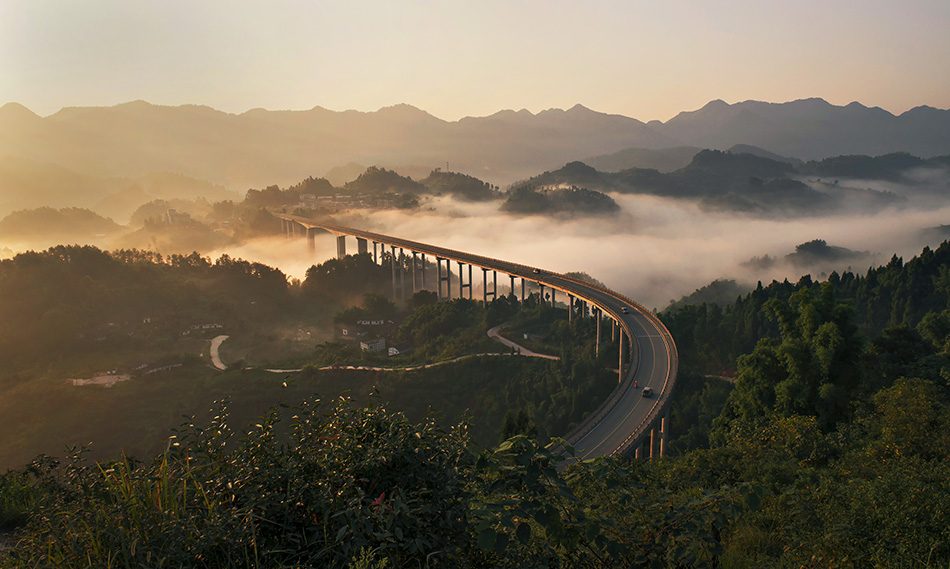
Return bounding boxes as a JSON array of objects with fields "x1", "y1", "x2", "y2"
[{"x1": 277, "y1": 214, "x2": 679, "y2": 460}]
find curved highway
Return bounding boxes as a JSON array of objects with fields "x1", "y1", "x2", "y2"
[{"x1": 278, "y1": 215, "x2": 678, "y2": 459}]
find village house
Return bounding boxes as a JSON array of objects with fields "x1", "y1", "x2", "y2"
[{"x1": 360, "y1": 337, "x2": 386, "y2": 353}]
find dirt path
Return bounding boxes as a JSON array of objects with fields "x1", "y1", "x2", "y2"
[
  {"x1": 210, "y1": 335, "x2": 229, "y2": 370},
  {"x1": 486, "y1": 324, "x2": 560, "y2": 360},
  {"x1": 260, "y1": 325, "x2": 559, "y2": 374}
]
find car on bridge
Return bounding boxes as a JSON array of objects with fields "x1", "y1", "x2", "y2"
[{"x1": 642, "y1": 387, "x2": 653, "y2": 397}]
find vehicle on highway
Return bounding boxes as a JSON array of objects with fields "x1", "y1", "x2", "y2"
[
  {"x1": 642, "y1": 387, "x2": 653, "y2": 397},
  {"x1": 533, "y1": 268, "x2": 541, "y2": 274},
  {"x1": 621, "y1": 307, "x2": 629, "y2": 314}
]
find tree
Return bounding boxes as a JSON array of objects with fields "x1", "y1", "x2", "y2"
[{"x1": 714, "y1": 283, "x2": 863, "y2": 438}]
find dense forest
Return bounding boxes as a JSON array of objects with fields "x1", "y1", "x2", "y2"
[{"x1": 1, "y1": 241, "x2": 950, "y2": 567}]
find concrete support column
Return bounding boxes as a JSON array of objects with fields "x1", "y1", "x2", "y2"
[
  {"x1": 357, "y1": 238, "x2": 368, "y2": 255},
  {"x1": 612, "y1": 320, "x2": 616, "y2": 342},
  {"x1": 595, "y1": 308, "x2": 602, "y2": 357},
  {"x1": 437, "y1": 257, "x2": 450, "y2": 299},
  {"x1": 660, "y1": 409, "x2": 669, "y2": 458},
  {"x1": 391, "y1": 246, "x2": 398, "y2": 299},
  {"x1": 482, "y1": 268, "x2": 488, "y2": 303},
  {"x1": 307, "y1": 228, "x2": 316, "y2": 254},
  {"x1": 493, "y1": 271, "x2": 497, "y2": 299},
  {"x1": 649, "y1": 427, "x2": 656, "y2": 459},
  {"x1": 551, "y1": 288, "x2": 556, "y2": 307},
  {"x1": 539, "y1": 284, "x2": 545, "y2": 305},
  {"x1": 510, "y1": 275, "x2": 515, "y2": 297},
  {"x1": 457, "y1": 262, "x2": 466, "y2": 300},
  {"x1": 618, "y1": 328, "x2": 625, "y2": 383},
  {"x1": 436, "y1": 258, "x2": 443, "y2": 299},
  {"x1": 568, "y1": 294, "x2": 574, "y2": 322},
  {"x1": 411, "y1": 252, "x2": 418, "y2": 293},
  {"x1": 399, "y1": 248, "x2": 406, "y2": 301},
  {"x1": 521, "y1": 278, "x2": 525, "y2": 302},
  {"x1": 469, "y1": 265, "x2": 474, "y2": 299},
  {"x1": 373, "y1": 242, "x2": 378, "y2": 263},
  {"x1": 336, "y1": 235, "x2": 346, "y2": 259},
  {"x1": 421, "y1": 254, "x2": 426, "y2": 289}
]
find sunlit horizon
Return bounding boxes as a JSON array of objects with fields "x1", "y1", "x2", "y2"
[{"x1": 3, "y1": 0, "x2": 948, "y2": 122}]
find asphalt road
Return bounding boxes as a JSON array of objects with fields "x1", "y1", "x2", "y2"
[{"x1": 279, "y1": 215, "x2": 677, "y2": 457}]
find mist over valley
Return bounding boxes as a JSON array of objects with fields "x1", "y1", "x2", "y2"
[{"x1": 2, "y1": 97, "x2": 950, "y2": 567}]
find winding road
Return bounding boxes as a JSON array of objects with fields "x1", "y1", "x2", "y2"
[{"x1": 277, "y1": 216, "x2": 679, "y2": 459}]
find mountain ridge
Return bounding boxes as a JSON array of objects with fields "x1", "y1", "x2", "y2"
[{"x1": 1, "y1": 98, "x2": 948, "y2": 190}]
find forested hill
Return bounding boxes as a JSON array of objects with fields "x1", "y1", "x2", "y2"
[
  {"x1": 521, "y1": 150, "x2": 950, "y2": 216},
  {"x1": 662, "y1": 240, "x2": 950, "y2": 375}
]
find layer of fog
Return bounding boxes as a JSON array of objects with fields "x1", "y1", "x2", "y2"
[{"x1": 209, "y1": 194, "x2": 950, "y2": 311}]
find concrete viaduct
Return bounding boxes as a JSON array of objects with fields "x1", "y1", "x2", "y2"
[{"x1": 278, "y1": 214, "x2": 679, "y2": 460}]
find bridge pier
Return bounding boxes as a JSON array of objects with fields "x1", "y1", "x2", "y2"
[
  {"x1": 373, "y1": 241, "x2": 378, "y2": 263},
  {"x1": 336, "y1": 235, "x2": 346, "y2": 259},
  {"x1": 307, "y1": 228, "x2": 316, "y2": 254},
  {"x1": 510, "y1": 275, "x2": 515, "y2": 297},
  {"x1": 399, "y1": 248, "x2": 406, "y2": 300},
  {"x1": 595, "y1": 308, "x2": 602, "y2": 357},
  {"x1": 357, "y1": 238, "x2": 368, "y2": 255},
  {"x1": 437, "y1": 257, "x2": 450, "y2": 299},
  {"x1": 521, "y1": 278, "x2": 525, "y2": 302},
  {"x1": 411, "y1": 252, "x2": 418, "y2": 293},
  {"x1": 551, "y1": 288, "x2": 556, "y2": 307},
  {"x1": 618, "y1": 328, "x2": 625, "y2": 382},
  {"x1": 539, "y1": 283, "x2": 545, "y2": 305},
  {"x1": 421, "y1": 254, "x2": 427, "y2": 290},
  {"x1": 568, "y1": 294, "x2": 574, "y2": 322},
  {"x1": 458, "y1": 262, "x2": 470, "y2": 299},
  {"x1": 660, "y1": 409, "x2": 669, "y2": 457},
  {"x1": 482, "y1": 268, "x2": 497, "y2": 303},
  {"x1": 391, "y1": 246, "x2": 398, "y2": 299}
]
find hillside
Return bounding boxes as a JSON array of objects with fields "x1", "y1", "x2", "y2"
[
  {"x1": 518, "y1": 149, "x2": 949, "y2": 216},
  {"x1": 0, "y1": 207, "x2": 122, "y2": 241},
  {"x1": 419, "y1": 170, "x2": 501, "y2": 201},
  {"x1": 501, "y1": 185, "x2": 620, "y2": 216},
  {"x1": 343, "y1": 166, "x2": 425, "y2": 195},
  {"x1": 582, "y1": 145, "x2": 702, "y2": 173}
]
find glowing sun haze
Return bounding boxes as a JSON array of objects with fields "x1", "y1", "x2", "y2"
[{"x1": 2, "y1": 0, "x2": 948, "y2": 120}]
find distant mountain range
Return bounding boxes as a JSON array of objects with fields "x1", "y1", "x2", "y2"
[{"x1": 1, "y1": 98, "x2": 948, "y2": 191}]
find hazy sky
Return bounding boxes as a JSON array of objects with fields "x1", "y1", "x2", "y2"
[{"x1": 2, "y1": 0, "x2": 948, "y2": 120}]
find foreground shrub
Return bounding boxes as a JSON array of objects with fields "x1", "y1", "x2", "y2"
[{"x1": 2, "y1": 399, "x2": 472, "y2": 568}]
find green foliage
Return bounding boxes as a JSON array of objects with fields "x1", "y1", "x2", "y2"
[
  {"x1": 304, "y1": 253, "x2": 392, "y2": 305},
  {"x1": 663, "y1": 241, "x2": 950, "y2": 374},
  {"x1": 3, "y1": 400, "x2": 473, "y2": 568},
  {"x1": 714, "y1": 284, "x2": 863, "y2": 435},
  {"x1": 667, "y1": 371, "x2": 733, "y2": 454}
]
